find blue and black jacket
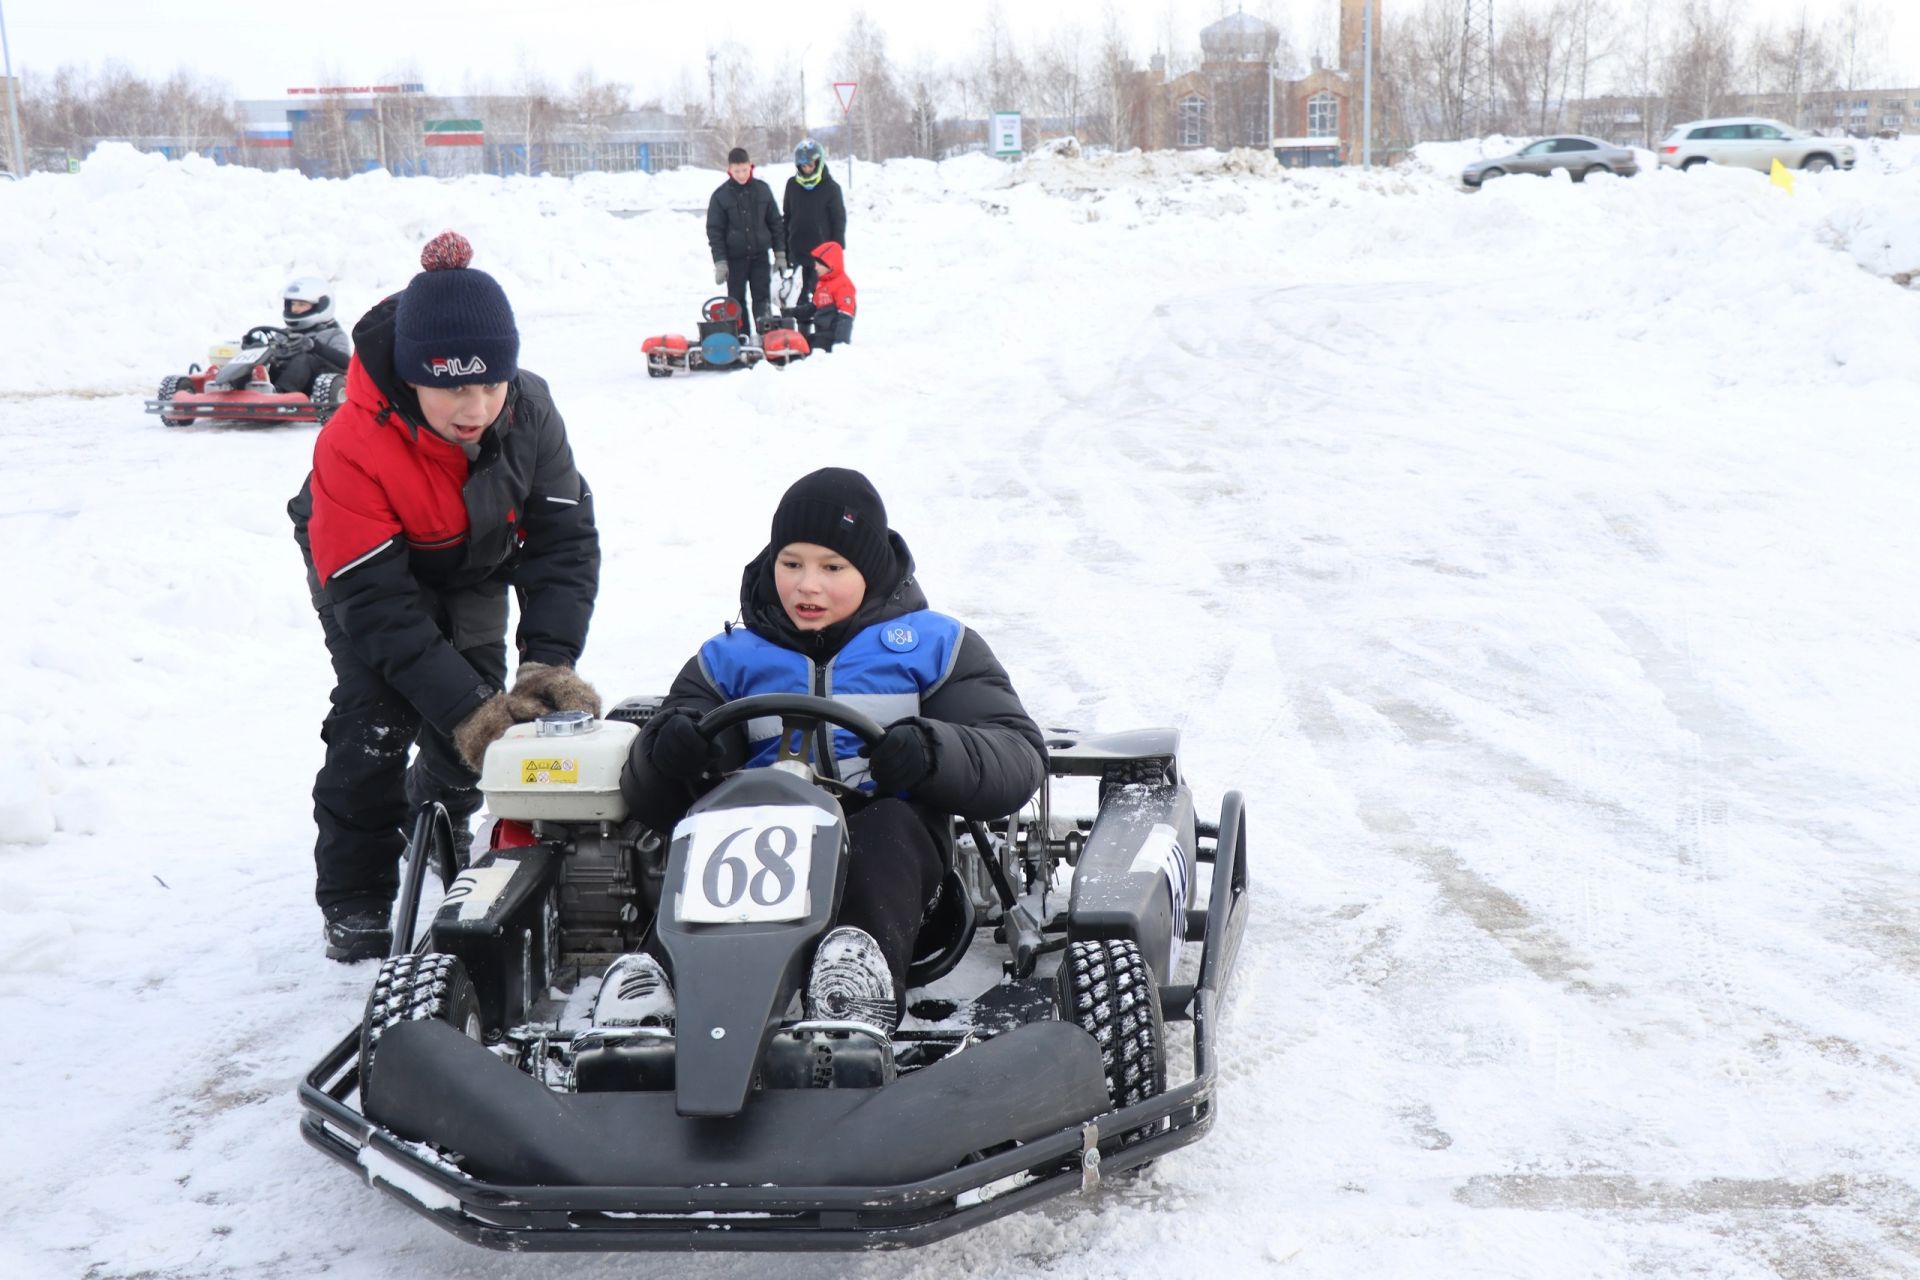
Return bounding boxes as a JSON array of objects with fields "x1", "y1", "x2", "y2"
[{"x1": 620, "y1": 534, "x2": 1046, "y2": 835}]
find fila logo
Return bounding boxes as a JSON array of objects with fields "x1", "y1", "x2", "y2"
[{"x1": 428, "y1": 355, "x2": 488, "y2": 378}]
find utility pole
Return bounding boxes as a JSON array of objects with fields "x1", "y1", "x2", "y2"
[
  {"x1": 0, "y1": 0, "x2": 26, "y2": 176},
  {"x1": 1460, "y1": 0, "x2": 1496, "y2": 138},
  {"x1": 1265, "y1": 53, "x2": 1274, "y2": 153},
  {"x1": 1362, "y1": 0, "x2": 1374, "y2": 166}
]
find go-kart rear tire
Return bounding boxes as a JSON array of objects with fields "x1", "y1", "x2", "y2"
[
  {"x1": 359, "y1": 952, "x2": 483, "y2": 1086},
  {"x1": 156, "y1": 375, "x2": 195, "y2": 427},
  {"x1": 309, "y1": 371, "x2": 343, "y2": 425},
  {"x1": 1058, "y1": 938, "x2": 1167, "y2": 1124},
  {"x1": 647, "y1": 365, "x2": 670, "y2": 378}
]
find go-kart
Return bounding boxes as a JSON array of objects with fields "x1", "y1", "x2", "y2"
[
  {"x1": 298, "y1": 693, "x2": 1249, "y2": 1252},
  {"x1": 144, "y1": 326, "x2": 343, "y2": 427},
  {"x1": 643, "y1": 295, "x2": 810, "y2": 377}
]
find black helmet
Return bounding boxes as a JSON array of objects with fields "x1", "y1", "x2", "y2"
[
  {"x1": 282, "y1": 276, "x2": 334, "y2": 331},
  {"x1": 794, "y1": 139, "x2": 824, "y2": 171}
]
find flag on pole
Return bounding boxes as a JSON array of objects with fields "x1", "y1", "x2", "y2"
[{"x1": 1769, "y1": 158, "x2": 1795, "y2": 195}]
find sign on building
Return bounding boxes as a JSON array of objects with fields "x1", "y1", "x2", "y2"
[
  {"x1": 424, "y1": 119, "x2": 484, "y2": 148},
  {"x1": 991, "y1": 112, "x2": 1022, "y2": 156}
]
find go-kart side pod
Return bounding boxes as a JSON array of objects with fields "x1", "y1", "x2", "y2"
[
  {"x1": 761, "y1": 328, "x2": 811, "y2": 366},
  {"x1": 642, "y1": 333, "x2": 690, "y2": 377}
]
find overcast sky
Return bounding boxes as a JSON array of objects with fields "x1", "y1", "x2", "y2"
[{"x1": 5, "y1": 0, "x2": 1918, "y2": 118}]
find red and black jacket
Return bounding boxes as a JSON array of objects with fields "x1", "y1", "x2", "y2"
[
  {"x1": 288, "y1": 295, "x2": 599, "y2": 734},
  {"x1": 810, "y1": 241, "x2": 856, "y2": 317}
]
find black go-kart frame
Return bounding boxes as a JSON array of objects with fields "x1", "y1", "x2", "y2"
[{"x1": 297, "y1": 696, "x2": 1248, "y2": 1252}]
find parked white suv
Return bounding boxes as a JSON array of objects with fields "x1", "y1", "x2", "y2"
[{"x1": 1658, "y1": 117, "x2": 1854, "y2": 173}]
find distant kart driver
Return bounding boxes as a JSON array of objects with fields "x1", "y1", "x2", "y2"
[{"x1": 269, "y1": 276, "x2": 351, "y2": 395}]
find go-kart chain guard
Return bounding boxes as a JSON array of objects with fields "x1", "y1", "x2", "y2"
[{"x1": 296, "y1": 791, "x2": 1248, "y2": 1252}]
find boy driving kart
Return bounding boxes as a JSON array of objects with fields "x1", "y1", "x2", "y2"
[
  {"x1": 269, "y1": 276, "x2": 351, "y2": 394},
  {"x1": 617, "y1": 468, "x2": 1046, "y2": 1032}
]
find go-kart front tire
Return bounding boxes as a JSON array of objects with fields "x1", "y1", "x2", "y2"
[
  {"x1": 156, "y1": 374, "x2": 195, "y2": 427},
  {"x1": 360, "y1": 952, "x2": 482, "y2": 1086},
  {"x1": 1058, "y1": 938, "x2": 1167, "y2": 1120}
]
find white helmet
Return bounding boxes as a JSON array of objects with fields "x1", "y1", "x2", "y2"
[{"x1": 282, "y1": 276, "x2": 335, "y2": 331}]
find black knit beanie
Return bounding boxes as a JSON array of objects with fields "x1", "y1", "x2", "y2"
[
  {"x1": 392, "y1": 230, "x2": 519, "y2": 387},
  {"x1": 769, "y1": 468, "x2": 896, "y2": 588}
]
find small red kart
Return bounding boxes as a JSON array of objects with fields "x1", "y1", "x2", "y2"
[
  {"x1": 145, "y1": 327, "x2": 343, "y2": 427},
  {"x1": 642, "y1": 298, "x2": 810, "y2": 378}
]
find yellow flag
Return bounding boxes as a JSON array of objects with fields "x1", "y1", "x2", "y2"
[{"x1": 1770, "y1": 158, "x2": 1796, "y2": 195}]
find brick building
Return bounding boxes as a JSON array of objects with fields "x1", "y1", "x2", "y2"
[{"x1": 1127, "y1": 2, "x2": 1379, "y2": 163}]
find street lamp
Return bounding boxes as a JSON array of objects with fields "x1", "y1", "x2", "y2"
[
  {"x1": 0, "y1": 0, "x2": 27, "y2": 176},
  {"x1": 1362, "y1": 0, "x2": 1373, "y2": 167}
]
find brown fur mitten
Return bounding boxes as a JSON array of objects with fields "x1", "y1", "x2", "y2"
[
  {"x1": 512, "y1": 661, "x2": 603, "y2": 718},
  {"x1": 452, "y1": 691, "x2": 545, "y2": 772}
]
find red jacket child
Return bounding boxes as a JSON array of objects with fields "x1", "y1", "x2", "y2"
[{"x1": 808, "y1": 241, "x2": 856, "y2": 351}]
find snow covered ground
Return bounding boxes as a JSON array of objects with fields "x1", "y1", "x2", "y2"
[{"x1": 2, "y1": 143, "x2": 1918, "y2": 1279}]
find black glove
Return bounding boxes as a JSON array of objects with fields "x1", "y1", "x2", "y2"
[
  {"x1": 649, "y1": 709, "x2": 718, "y2": 782},
  {"x1": 865, "y1": 719, "x2": 935, "y2": 795},
  {"x1": 279, "y1": 331, "x2": 314, "y2": 356}
]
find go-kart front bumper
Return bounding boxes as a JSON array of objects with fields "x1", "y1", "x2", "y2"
[{"x1": 143, "y1": 392, "x2": 322, "y2": 423}]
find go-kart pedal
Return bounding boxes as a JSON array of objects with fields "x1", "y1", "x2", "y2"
[
  {"x1": 804, "y1": 926, "x2": 897, "y2": 1034},
  {"x1": 594, "y1": 953, "x2": 676, "y2": 1029}
]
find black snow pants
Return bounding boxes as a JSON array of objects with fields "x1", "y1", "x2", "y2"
[
  {"x1": 810, "y1": 306, "x2": 854, "y2": 352},
  {"x1": 310, "y1": 603, "x2": 506, "y2": 917},
  {"x1": 726, "y1": 256, "x2": 773, "y2": 335},
  {"x1": 836, "y1": 797, "x2": 944, "y2": 1010},
  {"x1": 271, "y1": 352, "x2": 329, "y2": 395}
]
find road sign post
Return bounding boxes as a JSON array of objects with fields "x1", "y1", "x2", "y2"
[
  {"x1": 834, "y1": 81, "x2": 857, "y2": 192},
  {"x1": 991, "y1": 111, "x2": 1022, "y2": 158}
]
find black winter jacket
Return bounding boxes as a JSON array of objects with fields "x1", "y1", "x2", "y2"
[
  {"x1": 782, "y1": 167, "x2": 846, "y2": 260},
  {"x1": 706, "y1": 174, "x2": 786, "y2": 263},
  {"x1": 308, "y1": 318, "x2": 352, "y2": 369},
  {"x1": 619, "y1": 535, "x2": 1046, "y2": 835},
  {"x1": 287, "y1": 295, "x2": 600, "y2": 733}
]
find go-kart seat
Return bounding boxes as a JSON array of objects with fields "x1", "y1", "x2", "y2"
[
  {"x1": 906, "y1": 819, "x2": 976, "y2": 986},
  {"x1": 907, "y1": 869, "x2": 975, "y2": 986}
]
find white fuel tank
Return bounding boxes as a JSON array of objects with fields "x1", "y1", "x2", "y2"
[{"x1": 479, "y1": 711, "x2": 639, "y2": 822}]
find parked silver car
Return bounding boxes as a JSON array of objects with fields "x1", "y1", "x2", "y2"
[
  {"x1": 1462, "y1": 136, "x2": 1639, "y2": 187},
  {"x1": 1657, "y1": 117, "x2": 1854, "y2": 172}
]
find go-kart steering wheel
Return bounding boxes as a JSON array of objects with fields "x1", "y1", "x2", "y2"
[
  {"x1": 694, "y1": 694, "x2": 884, "y2": 791},
  {"x1": 243, "y1": 324, "x2": 290, "y2": 347}
]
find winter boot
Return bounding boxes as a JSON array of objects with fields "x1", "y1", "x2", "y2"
[
  {"x1": 593, "y1": 953, "x2": 676, "y2": 1029},
  {"x1": 323, "y1": 905, "x2": 392, "y2": 963},
  {"x1": 804, "y1": 926, "x2": 898, "y2": 1034}
]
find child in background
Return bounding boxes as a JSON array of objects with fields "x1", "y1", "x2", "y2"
[{"x1": 806, "y1": 241, "x2": 856, "y2": 352}]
